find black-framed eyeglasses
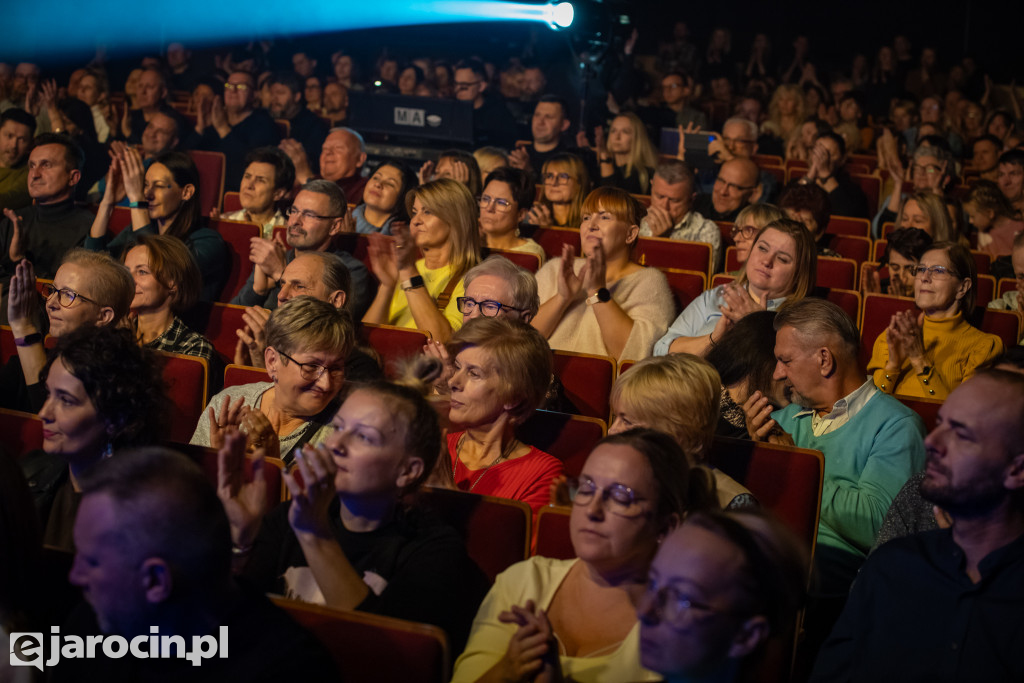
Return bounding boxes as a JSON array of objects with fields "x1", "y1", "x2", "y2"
[
  {"x1": 286, "y1": 206, "x2": 338, "y2": 222},
  {"x1": 913, "y1": 265, "x2": 957, "y2": 279},
  {"x1": 224, "y1": 83, "x2": 251, "y2": 92},
  {"x1": 640, "y1": 579, "x2": 748, "y2": 626},
  {"x1": 567, "y1": 475, "x2": 648, "y2": 517},
  {"x1": 42, "y1": 283, "x2": 97, "y2": 308},
  {"x1": 714, "y1": 176, "x2": 756, "y2": 192},
  {"x1": 730, "y1": 224, "x2": 759, "y2": 240},
  {"x1": 478, "y1": 195, "x2": 514, "y2": 212},
  {"x1": 456, "y1": 297, "x2": 527, "y2": 318},
  {"x1": 543, "y1": 172, "x2": 572, "y2": 185},
  {"x1": 278, "y1": 350, "x2": 345, "y2": 382}
]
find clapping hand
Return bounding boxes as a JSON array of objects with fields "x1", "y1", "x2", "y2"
[
  {"x1": 285, "y1": 444, "x2": 338, "y2": 540},
  {"x1": 496, "y1": 600, "x2": 562, "y2": 682},
  {"x1": 216, "y1": 428, "x2": 269, "y2": 549}
]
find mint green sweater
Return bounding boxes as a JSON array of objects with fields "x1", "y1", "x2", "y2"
[{"x1": 772, "y1": 392, "x2": 926, "y2": 559}]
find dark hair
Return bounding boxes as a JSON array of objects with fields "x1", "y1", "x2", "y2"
[
  {"x1": 372, "y1": 160, "x2": 418, "y2": 221},
  {"x1": 537, "y1": 94, "x2": 568, "y2": 119},
  {"x1": 654, "y1": 158, "x2": 696, "y2": 188},
  {"x1": 980, "y1": 346, "x2": 1024, "y2": 372},
  {"x1": 706, "y1": 310, "x2": 779, "y2": 395},
  {"x1": 32, "y1": 132, "x2": 85, "y2": 173},
  {"x1": 0, "y1": 107, "x2": 37, "y2": 135},
  {"x1": 243, "y1": 146, "x2": 296, "y2": 194},
  {"x1": 926, "y1": 240, "x2": 977, "y2": 313},
  {"x1": 972, "y1": 133, "x2": 1003, "y2": 151},
  {"x1": 814, "y1": 130, "x2": 846, "y2": 158},
  {"x1": 484, "y1": 165, "x2": 534, "y2": 212},
  {"x1": 884, "y1": 227, "x2": 933, "y2": 264},
  {"x1": 454, "y1": 58, "x2": 487, "y2": 81},
  {"x1": 79, "y1": 447, "x2": 232, "y2": 600},
  {"x1": 998, "y1": 149, "x2": 1024, "y2": 169},
  {"x1": 56, "y1": 98, "x2": 97, "y2": 143},
  {"x1": 301, "y1": 178, "x2": 348, "y2": 221},
  {"x1": 597, "y1": 428, "x2": 717, "y2": 522},
  {"x1": 45, "y1": 326, "x2": 169, "y2": 449},
  {"x1": 778, "y1": 181, "x2": 831, "y2": 238},
  {"x1": 149, "y1": 151, "x2": 201, "y2": 239},
  {"x1": 269, "y1": 70, "x2": 303, "y2": 97},
  {"x1": 437, "y1": 149, "x2": 483, "y2": 197}
]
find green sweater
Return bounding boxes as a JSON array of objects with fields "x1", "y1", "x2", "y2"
[
  {"x1": 772, "y1": 391, "x2": 926, "y2": 559},
  {"x1": 0, "y1": 163, "x2": 29, "y2": 212}
]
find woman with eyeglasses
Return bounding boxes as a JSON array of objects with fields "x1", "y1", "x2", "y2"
[
  {"x1": 440, "y1": 317, "x2": 562, "y2": 513},
  {"x1": 87, "y1": 147, "x2": 229, "y2": 302},
  {"x1": 868, "y1": 241, "x2": 1002, "y2": 399},
  {"x1": 637, "y1": 510, "x2": 807, "y2": 683},
  {"x1": 191, "y1": 296, "x2": 354, "y2": 463},
  {"x1": 532, "y1": 187, "x2": 675, "y2": 362},
  {"x1": 363, "y1": 178, "x2": 481, "y2": 342},
  {"x1": 655, "y1": 218, "x2": 817, "y2": 357},
  {"x1": 525, "y1": 153, "x2": 591, "y2": 229},
  {"x1": 2, "y1": 249, "x2": 134, "y2": 414},
  {"x1": 451, "y1": 429, "x2": 716, "y2": 683},
  {"x1": 478, "y1": 166, "x2": 546, "y2": 263},
  {"x1": 728, "y1": 203, "x2": 785, "y2": 272},
  {"x1": 352, "y1": 161, "x2": 417, "y2": 235}
]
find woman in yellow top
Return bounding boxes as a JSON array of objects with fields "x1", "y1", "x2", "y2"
[
  {"x1": 868, "y1": 241, "x2": 1003, "y2": 399},
  {"x1": 363, "y1": 178, "x2": 480, "y2": 342}
]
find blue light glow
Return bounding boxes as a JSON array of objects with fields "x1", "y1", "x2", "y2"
[{"x1": 1, "y1": 1, "x2": 574, "y2": 61}]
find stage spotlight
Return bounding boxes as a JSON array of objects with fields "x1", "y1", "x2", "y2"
[{"x1": 547, "y1": 2, "x2": 575, "y2": 29}]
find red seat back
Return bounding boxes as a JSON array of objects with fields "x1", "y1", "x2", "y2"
[
  {"x1": 551, "y1": 350, "x2": 615, "y2": 420},
  {"x1": 534, "y1": 506, "x2": 574, "y2": 560},
  {"x1": 174, "y1": 442, "x2": 286, "y2": 510},
  {"x1": 187, "y1": 150, "x2": 226, "y2": 218},
  {"x1": 977, "y1": 308, "x2": 1021, "y2": 349},
  {"x1": 224, "y1": 364, "x2": 271, "y2": 388},
  {"x1": 531, "y1": 227, "x2": 579, "y2": 261},
  {"x1": 222, "y1": 191, "x2": 242, "y2": 213},
  {"x1": 484, "y1": 247, "x2": 541, "y2": 273},
  {"x1": 895, "y1": 395, "x2": 943, "y2": 431},
  {"x1": 816, "y1": 257, "x2": 857, "y2": 289},
  {"x1": 997, "y1": 278, "x2": 1017, "y2": 298},
  {"x1": 661, "y1": 268, "x2": 706, "y2": 313},
  {"x1": 0, "y1": 407, "x2": 43, "y2": 458},
  {"x1": 828, "y1": 235, "x2": 871, "y2": 265},
  {"x1": 157, "y1": 352, "x2": 209, "y2": 443},
  {"x1": 826, "y1": 216, "x2": 870, "y2": 238},
  {"x1": 822, "y1": 288, "x2": 862, "y2": 322},
  {"x1": 858, "y1": 294, "x2": 918, "y2": 368},
  {"x1": 516, "y1": 410, "x2": 606, "y2": 478},
  {"x1": 190, "y1": 302, "x2": 248, "y2": 365},
  {"x1": 358, "y1": 323, "x2": 429, "y2": 377},
  {"x1": 636, "y1": 237, "x2": 712, "y2": 279},
  {"x1": 209, "y1": 218, "x2": 259, "y2": 302}
]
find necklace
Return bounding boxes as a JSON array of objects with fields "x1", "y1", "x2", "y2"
[{"x1": 456, "y1": 432, "x2": 519, "y2": 492}]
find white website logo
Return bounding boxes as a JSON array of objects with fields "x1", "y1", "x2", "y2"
[{"x1": 10, "y1": 626, "x2": 228, "y2": 671}]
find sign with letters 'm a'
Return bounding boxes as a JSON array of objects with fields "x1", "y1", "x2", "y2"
[{"x1": 394, "y1": 107, "x2": 425, "y2": 127}]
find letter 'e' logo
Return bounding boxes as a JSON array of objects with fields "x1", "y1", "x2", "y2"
[{"x1": 10, "y1": 632, "x2": 45, "y2": 671}]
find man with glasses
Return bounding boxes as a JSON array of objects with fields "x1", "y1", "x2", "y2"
[
  {"x1": 195, "y1": 70, "x2": 280, "y2": 188},
  {"x1": 694, "y1": 158, "x2": 762, "y2": 222},
  {"x1": 639, "y1": 71, "x2": 707, "y2": 134},
  {"x1": 231, "y1": 179, "x2": 369, "y2": 317},
  {"x1": 454, "y1": 58, "x2": 515, "y2": 148},
  {"x1": 638, "y1": 159, "x2": 721, "y2": 269}
]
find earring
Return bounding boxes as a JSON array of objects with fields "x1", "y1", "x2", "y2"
[{"x1": 103, "y1": 442, "x2": 114, "y2": 459}]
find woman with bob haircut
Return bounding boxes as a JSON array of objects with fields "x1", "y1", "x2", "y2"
[
  {"x1": 443, "y1": 317, "x2": 562, "y2": 512},
  {"x1": 192, "y1": 296, "x2": 355, "y2": 461},
  {"x1": 532, "y1": 186, "x2": 675, "y2": 362},
  {"x1": 478, "y1": 166, "x2": 547, "y2": 263},
  {"x1": 452, "y1": 428, "x2": 716, "y2": 683},
  {"x1": 610, "y1": 354, "x2": 755, "y2": 509},
  {"x1": 868, "y1": 241, "x2": 1002, "y2": 399},
  {"x1": 122, "y1": 233, "x2": 215, "y2": 363},
  {"x1": 895, "y1": 190, "x2": 955, "y2": 243},
  {"x1": 363, "y1": 178, "x2": 481, "y2": 342},
  {"x1": 526, "y1": 153, "x2": 591, "y2": 229},
  {"x1": 88, "y1": 148, "x2": 228, "y2": 301},
  {"x1": 655, "y1": 218, "x2": 817, "y2": 356}
]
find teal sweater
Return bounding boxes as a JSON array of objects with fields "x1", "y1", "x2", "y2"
[{"x1": 772, "y1": 391, "x2": 925, "y2": 559}]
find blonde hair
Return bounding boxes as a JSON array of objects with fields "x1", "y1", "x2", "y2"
[
  {"x1": 734, "y1": 203, "x2": 786, "y2": 230},
  {"x1": 540, "y1": 153, "x2": 591, "y2": 228},
  {"x1": 611, "y1": 112, "x2": 658, "y2": 193},
  {"x1": 762, "y1": 84, "x2": 805, "y2": 138},
  {"x1": 611, "y1": 354, "x2": 721, "y2": 464},
  {"x1": 405, "y1": 178, "x2": 481, "y2": 280},
  {"x1": 61, "y1": 248, "x2": 134, "y2": 325},
  {"x1": 899, "y1": 191, "x2": 954, "y2": 242}
]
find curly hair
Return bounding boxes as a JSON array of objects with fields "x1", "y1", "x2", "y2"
[{"x1": 45, "y1": 326, "x2": 169, "y2": 448}]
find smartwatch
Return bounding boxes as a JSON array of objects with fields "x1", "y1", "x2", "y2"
[
  {"x1": 15, "y1": 333, "x2": 43, "y2": 347},
  {"x1": 401, "y1": 275, "x2": 426, "y2": 291},
  {"x1": 128, "y1": 200, "x2": 149, "y2": 209},
  {"x1": 586, "y1": 287, "x2": 611, "y2": 305}
]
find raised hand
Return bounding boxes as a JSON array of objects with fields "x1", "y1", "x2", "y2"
[
  {"x1": 366, "y1": 233, "x2": 399, "y2": 289},
  {"x1": 239, "y1": 406, "x2": 280, "y2": 460},
  {"x1": 119, "y1": 145, "x2": 147, "y2": 204},
  {"x1": 555, "y1": 244, "x2": 585, "y2": 302},
  {"x1": 208, "y1": 395, "x2": 247, "y2": 450},
  {"x1": 581, "y1": 241, "x2": 607, "y2": 293},
  {"x1": 525, "y1": 203, "x2": 554, "y2": 227},
  {"x1": 390, "y1": 221, "x2": 418, "y2": 271},
  {"x1": 6, "y1": 259, "x2": 39, "y2": 332},
  {"x1": 508, "y1": 146, "x2": 531, "y2": 172},
  {"x1": 644, "y1": 204, "x2": 674, "y2": 237},
  {"x1": 417, "y1": 159, "x2": 436, "y2": 186},
  {"x1": 719, "y1": 281, "x2": 766, "y2": 322},
  {"x1": 285, "y1": 444, "x2": 339, "y2": 540},
  {"x1": 216, "y1": 429, "x2": 269, "y2": 548},
  {"x1": 235, "y1": 306, "x2": 272, "y2": 368},
  {"x1": 248, "y1": 235, "x2": 288, "y2": 279},
  {"x1": 279, "y1": 138, "x2": 312, "y2": 182},
  {"x1": 4, "y1": 209, "x2": 26, "y2": 263},
  {"x1": 496, "y1": 600, "x2": 560, "y2": 682}
]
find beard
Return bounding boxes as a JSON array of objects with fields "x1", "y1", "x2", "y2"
[{"x1": 919, "y1": 464, "x2": 1008, "y2": 518}]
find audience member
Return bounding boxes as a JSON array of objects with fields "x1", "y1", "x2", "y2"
[
  {"x1": 997, "y1": 149, "x2": 1024, "y2": 215},
  {"x1": 987, "y1": 231, "x2": 1024, "y2": 315},
  {"x1": 861, "y1": 226, "x2": 933, "y2": 297},
  {"x1": 694, "y1": 158, "x2": 763, "y2": 222},
  {"x1": 964, "y1": 178, "x2": 1024, "y2": 257},
  {"x1": 218, "y1": 146, "x2": 295, "y2": 238},
  {"x1": 268, "y1": 70, "x2": 328, "y2": 177},
  {"x1": 727, "y1": 203, "x2": 786, "y2": 270},
  {"x1": 352, "y1": 161, "x2": 416, "y2": 235},
  {"x1": 420, "y1": 148, "x2": 483, "y2": 198},
  {"x1": 595, "y1": 112, "x2": 658, "y2": 195},
  {"x1": 288, "y1": 126, "x2": 367, "y2": 202},
  {"x1": 478, "y1": 166, "x2": 545, "y2": 262},
  {"x1": 532, "y1": 187, "x2": 675, "y2": 361},
  {"x1": 638, "y1": 159, "x2": 721, "y2": 267},
  {"x1": 640, "y1": 70, "x2": 708, "y2": 134},
  {"x1": 526, "y1": 153, "x2": 591, "y2": 228},
  {"x1": 510, "y1": 96, "x2": 590, "y2": 183},
  {"x1": 968, "y1": 133, "x2": 1002, "y2": 181},
  {"x1": 798, "y1": 131, "x2": 870, "y2": 218},
  {"x1": 777, "y1": 181, "x2": 837, "y2": 256},
  {"x1": 454, "y1": 58, "x2": 516, "y2": 148},
  {"x1": 0, "y1": 108, "x2": 34, "y2": 211}
]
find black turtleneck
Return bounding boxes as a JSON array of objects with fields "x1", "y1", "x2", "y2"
[{"x1": 0, "y1": 197, "x2": 95, "y2": 279}]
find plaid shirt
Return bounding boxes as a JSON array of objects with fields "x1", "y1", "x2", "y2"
[{"x1": 144, "y1": 317, "x2": 217, "y2": 365}]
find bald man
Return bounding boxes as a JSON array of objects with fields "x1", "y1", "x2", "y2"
[{"x1": 694, "y1": 158, "x2": 762, "y2": 221}]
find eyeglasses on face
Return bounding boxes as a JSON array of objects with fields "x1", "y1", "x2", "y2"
[
  {"x1": 567, "y1": 475, "x2": 648, "y2": 517},
  {"x1": 455, "y1": 297, "x2": 526, "y2": 318},
  {"x1": 278, "y1": 350, "x2": 345, "y2": 382},
  {"x1": 543, "y1": 172, "x2": 572, "y2": 185},
  {"x1": 730, "y1": 224, "x2": 759, "y2": 240},
  {"x1": 478, "y1": 195, "x2": 514, "y2": 212},
  {"x1": 224, "y1": 83, "x2": 251, "y2": 92},
  {"x1": 714, "y1": 176, "x2": 756, "y2": 193},
  {"x1": 43, "y1": 283, "x2": 97, "y2": 308},
  {"x1": 286, "y1": 206, "x2": 337, "y2": 222},
  {"x1": 913, "y1": 265, "x2": 957, "y2": 279}
]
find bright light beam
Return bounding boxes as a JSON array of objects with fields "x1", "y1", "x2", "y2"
[{"x1": 1, "y1": 1, "x2": 574, "y2": 61}]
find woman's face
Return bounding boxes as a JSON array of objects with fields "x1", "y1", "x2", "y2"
[
  {"x1": 447, "y1": 346, "x2": 511, "y2": 427},
  {"x1": 542, "y1": 164, "x2": 578, "y2": 204},
  {"x1": 325, "y1": 389, "x2": 417, "y2": 499},
  {"x1": 839, "y1": 98, "x2": 861, "y2": 123},
  {"x1": 125, "y1": 69, "x2": 142, "y2": 97},
  {"x1": 799, "y1": 121, "x2": 818, "y2": 149},
  {"x1": 379, "y1": 59, "x2": 398, "y2": 83},
  {"x1": 744, "y1": 228, "x2": 798, "y2": 298},
  {"x1": 580, "y1": 203, "x2": 637, "y2": 260},
  {"x1": 920, "y1": 98, "x2": 942, "y2": 124},
  {"x1": 607, "y1": 116, "x2": 634, "y2": 155},
  {"x1": 39, "y1": 357, "x2": 108, "y2": 461},
  {"x1": 963, "y1": 104, "x2": 985, "y2": 135},
  {"x1": 266, "y1": 344, "x2": 346, "y2": 418},
  {"x1": 900, "y1": 198, "x2": 933, "y2": 234},
  {"x1": 892, "y1": 106, "x2": 913, "y2": 132},
  {"x1": 478, "y1": 179, "x2": 520, "y2": 239},
  {"x1": 362, "y1": 165, "x2": 403, "y2": 213},
  {"x1": 191, "y1": 84, "x2": 214, "y2": 111},
  {"x1": 887, "y1": 250, "x2": 919, "y2": 291},
  {"x1": 409, "y1": 196, "x2": 452, "y2": 250},
  {"x1": 77, "y1": 75, "x2": 100, "y2": 107},
  {"x1": 638, "y1": 523, "x2": 757, "y2": 678},
  {"x1": 334, "y1": 56, "x2": 353, "y2": 82},
  {"x1": 803, "y1": 89, "x2": 821, "y2": 114},
  {"x1": 46, "y1": 263, "x2": 105, "y2": 338},
  {"x1": 914, "y1": 248, "x2": 968, "y2": 315},
  {"x1": 570, "y1": 443, "x2": 664, "y2": 574},
  {"x1": 988, "y1": 116, "x2": 1010, "y2": 141},
  {"x1": 304, "y1": 78, "x2": 322, "y2": 108},
  {"x1": 125, "y1": 245, "x2": 172, "y2": 313},
  {"x1": 778, "y1": 93, "x2": 798, "y2": 117},
  {"x1": 731, "y1": 220, "x2": 761, "y2": 265},
  {"x1": 397, "y1": 68, "x2": 417, "y2": 95},
  {"x1": 323, "y1": 82, "x2": 346, "y2": 113},
  {"x1": 144, "y1": 163, "x2": 190, "y2": 222},
  {"x1": 609, "y1": 398, "x2": 647, "y2": 436},
  {"x1": 878, "y1": 46, "x2": 894, "y2": 69}
]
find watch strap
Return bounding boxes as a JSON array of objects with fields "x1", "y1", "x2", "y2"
[
  {"x1": 15, "y1": 332, "x2": 43, "y2": 347},
  {"x1": 401, "y1": 275, "x2": 426, "y2": 291}
]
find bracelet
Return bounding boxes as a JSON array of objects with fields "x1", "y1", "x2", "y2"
[
  {"x1": 708, "y1": 333, "x2": 717, "y2": 347},
  {"x1": 128, "y1": 200, "x2": 149, "y2": 209},
  {"x1": 401, "y1": 275, "x2": 425, "y2": 291},
  {"x1": 14, "y1": 332, "x2": 43, "y2": 347}
]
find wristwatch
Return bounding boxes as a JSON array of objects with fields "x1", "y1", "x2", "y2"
[
  {"x1": 14, "y1": 332, "x2": 43, "y2": 347},
  {"x1": 401, "y1": 275, "x2": 425, "y2": 291},
  {"x1": 128, "y1": 200, "x2": 149, "y2": 209},
  {"x1": 586, "y1": 288, "x2": 611, "y2": 305}
]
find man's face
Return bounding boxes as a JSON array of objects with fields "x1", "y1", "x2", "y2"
[
  {"x1": 998, "y1": 162, "x2": 1024, "y2": 202},
  {"x1": 287, "y1": 190, "x2": 341, "y2": 250},
  {"x1": 11, "y1": 62, "x2": 39, "y2": 98},
  {"x1": 773, "y1": 326, "x2": 825, "y2": 410},
  {"x1": 292, "y1": 52, "x2": 316, "y2": 78},
  {"x1": 135, "y1": 70, "x2": 165, "y2": 109},
  {"x1": 921, "y1": 376, "x2": 1023, "y2": 516},
  {"x1": 141, "y1": 113, "x2": 178, "y2": 157},
  {"x1": 239, "y1": 161, "x2": 281, "y2": 214},
  {"x1": 28, "y1": 144, "x2": 77, "y2": 204},
  {"x1": 453, "y1": 68, "x2": 484, "y2": 104},
  {"x1": 710, "y1": 77, "x2": 732, "y2": 102},
  {"x1": 650, "y1": 174, "x2": 694, "y2": 224},
  {"x1": 223, "y1": 72, "x2": 254, "y2": 113},
  {"x1": 69, "y1": 493, "x2": 152, "y2": 636},
  {"x1": 269, "y1": 83, "x2": 300, "y2": 119},
  {"x1": 712, "y1": 161, "x2": 757, "y2": 214},
  {"x1": 736, "y1": 98, "x2": 762, "y2": 124},
  {"x1": 277, "y1": 254, "x2": 334, "y2": 306},
  {"x1": 166, "y1": 43, "x2": 188, "y2": 69},
  {"x1": 521, "y1": 68, "x2": 546, "y2": 98},
  {"x1": 972, "y1": 140, "x2": 1000, "y2": 173},
  {"x1": 721, "y1": 121, "x2": 757, "y2": 159},
  {"x1": 462, "y1": 273, "x2": 526, "y2": 322},
  {"x1": 531, "y1": 102, "x2": 566, "y2": 145},
  {"x1": 319, "y1": 130, "x2": 365, "y2": 182},
  {"x1": 661, "y1": 75, "x2": 688, "y2": 106},
  {"x1": 0, "y1": 119, "x2": 32, "y2": 168}
]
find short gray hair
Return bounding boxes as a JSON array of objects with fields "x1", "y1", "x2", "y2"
[
  {"x1": 723, "y1": 117, "x2": 758, "y2": 141},
  {"x1": 300, "y1": 179, "x2": 348, "y2": 219},
  {"x1": 774, "y1": 298, "x2": 859, "y2": 361},
  {"x1": 329, "y1": 126, "x2": 366, "y2": 155},
  {"x1": 654, "y1": 158, "x2": 695, "y2": 188},
  {"x1": 464, "y1": 255, "x2": 540, "y2": 319},
  {"x1": 914, "y1": 142, "x2": 953, "y2": 166}
]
